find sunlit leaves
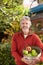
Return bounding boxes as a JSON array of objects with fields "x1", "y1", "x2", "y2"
[
  {"x1": 3, "y1": 0, "x2": 8, "y2": 4},
  {"x1": 0, "y1": 0, "x2": 30, "y2": 36}
]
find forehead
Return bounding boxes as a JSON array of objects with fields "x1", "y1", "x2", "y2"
[{"x1": 21, "y1": 19, "x2": 31, "y2": 23}]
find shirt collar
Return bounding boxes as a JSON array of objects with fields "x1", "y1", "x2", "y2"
[{"x1": 20, "y1": 31, "x2": 33, "y2": 38}]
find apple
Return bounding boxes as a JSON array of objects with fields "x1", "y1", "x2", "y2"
[
  {"x1": 27, "y1": 53, "x2": 32, "y2": 57},
  {"x1": 26, "y1": 46, "x2": 32, "y2": 52},
  {"x1": 23, "y1": 50, "x2": 28, "y2": 55},
  {"x1": 31, "y1": 49, "x2": 37, "y2": 56}
]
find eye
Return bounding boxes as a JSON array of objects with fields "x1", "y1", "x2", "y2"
[{"x1": 22, "y1": 23, "x2": 24, "y2": 24}]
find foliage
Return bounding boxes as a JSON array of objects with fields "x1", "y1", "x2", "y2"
[
  {"x1": 0, "y1": 43, "x2": 16, "y2": 65},
  {"x1": 31, "y1": 21, "x2": 43, "y2": 42},
  {"x1": 0, "y1": 0, "x2": 30, "y2": 36},
  {"x1": 39, "y1": 35, "x2": 43, "y2": 42}
]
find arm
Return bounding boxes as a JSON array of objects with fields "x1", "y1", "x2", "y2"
[
  {"x1": 33, "y1": 34, "x2": 43, "y2": 62},
  {"x1": 33, "y1": 34, "x2": 43, "y2": 51},
  {"x1": 11, "y1": 34, "x2": 29, "y2": 65},
  {"x1": 11, "y1": 34, "x2": 22, "y2": 61}
]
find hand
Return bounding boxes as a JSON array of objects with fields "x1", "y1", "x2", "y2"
[
  {"x1": 21, "y1": 57, "x2": 33, "y2": 65},
  {"x1": 21, "y1": 57, "x2": 40, "y2": 65},
  {"x1": 21, "y1": 57, "x2": 35, "y2": 65},
  {"x1": 33, "y1": 57, "x2": 40, "y2": 64}
]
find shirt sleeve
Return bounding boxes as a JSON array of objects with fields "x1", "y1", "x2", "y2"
[
  {"x1": 11, "y1": 34, "x2": 22, "y2": 61},
  {"x1": 33, "y1": 34, "x2": 43, "y2": 51},
  {"x1": 33, "y1": 34, "x2": 43, "y2": 62}
]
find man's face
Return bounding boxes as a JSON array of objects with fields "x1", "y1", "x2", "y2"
[{"x1": 20, "y1": 19, "x2": 31, "y2": 35}]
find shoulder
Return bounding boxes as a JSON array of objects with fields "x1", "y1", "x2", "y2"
[
  {"x1": 32, "y1": 33, "x2": 38, "y2": 36},
  {"x1": 32, "y1": 33, "x2": 42, "y2": 42},
  {"x1": 12, "y1": 32, "x2": 21, "y2": 38},
  {"x1": 32, "y1": 33, "x2": 39, "y2": 39}
]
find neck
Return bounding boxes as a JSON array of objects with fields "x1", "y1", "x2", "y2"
[
  {"x1": 24, "y1": 32, "x2": 29, "y2": 35},
  {"x1": 24, "y1": 34, "x2": 28, "y2": 38}
]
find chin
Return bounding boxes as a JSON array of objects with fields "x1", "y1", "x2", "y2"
[
  {"x1": 23, "y1": 31, "x2": 29, "y2": 35},
  {"x1": 22, "y1": 29, "x2": 29, "y2": 34}
]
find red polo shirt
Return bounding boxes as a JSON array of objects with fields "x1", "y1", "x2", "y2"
[{"x1": 11, "y1": 32, "x2": 43, "y2": 65}]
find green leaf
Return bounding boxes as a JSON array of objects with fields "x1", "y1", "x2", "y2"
[{"x1": 3, "y1": 0, "x2": 8, "y2": 4}]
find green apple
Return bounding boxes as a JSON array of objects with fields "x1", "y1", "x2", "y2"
[
  {"x1": 27, "y1": 53, "x2": 32, "y2": 57},
  {"x1": 31, "y1": 49, "x2": 37, "y2": 56},
  {"x1": 23, "y1": 50, "x2": 28, "y2": 55}
]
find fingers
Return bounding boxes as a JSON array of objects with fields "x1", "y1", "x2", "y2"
[
  {"x1": 21, "y1": 57, "x2": 40, "y2": 65},
  {"x1": 21, "y1": 57, "x2": 32, "y2": 65},
  {"x1": 21, "y1": 57, "x2": 28, "y2": 64}
]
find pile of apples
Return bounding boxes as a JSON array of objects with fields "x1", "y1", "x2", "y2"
[{"x1": 23, "y1": 46, "x2": 38, "y2": 57}]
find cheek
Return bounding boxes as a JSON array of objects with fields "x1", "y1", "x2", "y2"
[
  {"x1": 27, "y1": 24, "x2": 31, "y2": 28},
  {"x1": 20, "y1": 25, "x2": 23, "y2": 28}
]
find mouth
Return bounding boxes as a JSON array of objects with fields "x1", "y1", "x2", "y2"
[{"x1": 23, "y1": 27, "x2": 28, "y2": 29}]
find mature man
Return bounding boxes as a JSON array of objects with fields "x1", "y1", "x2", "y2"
[{"x1": 11, "y1": 16, "x2": 43, "y2": 65}]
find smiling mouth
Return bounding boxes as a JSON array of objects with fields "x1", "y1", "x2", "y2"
[{"x1": 23, "y1": 27, "x2": 28, "y2": 29}]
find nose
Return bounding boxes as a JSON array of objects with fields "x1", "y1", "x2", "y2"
[{"x1": 23, "y1": 23, "x2": 27, "y2": 26}]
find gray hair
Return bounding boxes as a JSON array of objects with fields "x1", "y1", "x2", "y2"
[{"x1": 20, "y1": 16, "x2": 32, "y2": 27}]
